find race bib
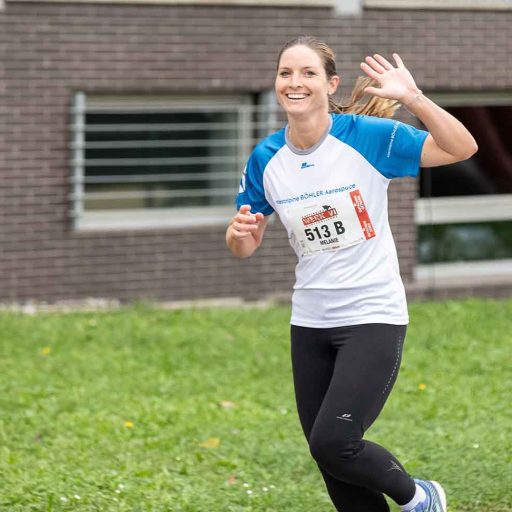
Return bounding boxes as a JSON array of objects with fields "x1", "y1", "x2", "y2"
[{"x1": 287, "y1": 189, "x2": 376, "y2": 257}]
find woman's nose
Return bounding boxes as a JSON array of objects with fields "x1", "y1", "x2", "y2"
[{"x1": 290, "y1": 73, "x2": 303, "y2": 88}]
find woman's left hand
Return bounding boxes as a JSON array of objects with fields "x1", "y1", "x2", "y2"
[{"x1": 360, "y1": 54, "x2": 420, "y2": 105}]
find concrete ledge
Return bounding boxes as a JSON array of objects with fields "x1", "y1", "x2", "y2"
[
  {"x1": 406, "y1": 278, "x2": 512, "y2": 301},
  {"x1": 1, "y1": 283, "x2": 509, "y2": 314}
]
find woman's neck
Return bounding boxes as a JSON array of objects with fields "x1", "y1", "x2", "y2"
[{"x1": 287, "y1": 113, "x2": 331, "y2": 150}]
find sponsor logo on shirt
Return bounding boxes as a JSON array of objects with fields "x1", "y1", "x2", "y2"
[
  {"x1": 386, "y1": 121, "x2": 399, "y2": 158},
  {"x1": 275, "y1": 183, "x2": 357, "y2": 205},
  {"x1": 300, "y1": 162, "x2": 315, "y2": 169}
]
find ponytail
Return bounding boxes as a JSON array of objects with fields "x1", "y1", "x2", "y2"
[{"x1": 330, "y1": 76, "x2": 400, "y2": 119}]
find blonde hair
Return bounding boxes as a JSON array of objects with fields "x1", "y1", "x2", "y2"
[{"x1": 277, "y1": 36, "x2": 400, "y2": 119}]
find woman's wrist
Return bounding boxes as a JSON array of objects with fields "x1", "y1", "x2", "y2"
[{"x1": 402, "y1": 88, "x2": 424, "y2": 110}]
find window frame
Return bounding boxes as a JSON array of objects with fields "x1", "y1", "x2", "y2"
[
  {"x1": 70, "y1": 92, "x2": 258, "y2": 232},
  {"x1": 415, "y1": 91, "x2": 512, "y2": 283}
]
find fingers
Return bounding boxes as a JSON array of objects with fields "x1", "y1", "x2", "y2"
[
  {"x1": 392, "y1": 53, "x2": 405, "y2": 68},
  {"x1": 373, "y1": 54, "x2": 394, "y2": 70},
  {"x1": 363, "y1": 86, "x2": 385, "y2": 98},
  {"x1": 361, "y1": 52, "x2": 414, "y2": 102},
  {"x1": 239, "y1": 204, "x2": 252, "y2": 215},
  {"x1": 238, "y1": 204, "x2": 265, "y2": 217},
  {"x1": 365, "y1": 55, "x2": 388, "y2": 74},
  {"x1": 361, "y1": 53, "x2": 405, "y2": 75},
  {"x1": 360, "y1": 62, "x2": 380, "y2": 81},
  {"x1": 231, "y1": 205, "x2": 263, "y2": 239},
  {"x1": 360, "y1": 54, "x2": 390, "y2": 81}
]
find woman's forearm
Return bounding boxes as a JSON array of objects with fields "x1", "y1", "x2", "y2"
[{"x1": 404, "y1": 91, "x2": 478, "y2": 160}]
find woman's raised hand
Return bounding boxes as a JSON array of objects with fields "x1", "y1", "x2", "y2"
[
  {"x1": 360, "y1": 53, "x2": 421, "y2": 105},
  {"x1": 230, "y1": 205, "x2": 265, "y2": 241}
]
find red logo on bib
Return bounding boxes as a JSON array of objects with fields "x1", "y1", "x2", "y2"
[
  {"x1": 350, "y1": 191, "x2": 376, "y2": 240},
  {"x1": 302, "y1": 205, "x2": 338, "y2": 226}
]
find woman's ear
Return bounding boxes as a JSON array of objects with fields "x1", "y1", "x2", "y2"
[{"x1": 329, "y1": 75, "x2": 341, "y2": 95}]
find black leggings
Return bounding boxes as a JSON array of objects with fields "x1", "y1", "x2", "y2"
[{"x1": 291, "y1": 323, "x2": 416, "y2": 512}]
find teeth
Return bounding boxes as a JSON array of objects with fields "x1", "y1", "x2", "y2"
[{"x1": 287, "y1": 94, "x2": 308, "y2": 99}]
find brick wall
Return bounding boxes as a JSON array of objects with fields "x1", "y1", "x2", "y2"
[{"x1": 1, "y1": 3, "x2": 511, "y2": 304}]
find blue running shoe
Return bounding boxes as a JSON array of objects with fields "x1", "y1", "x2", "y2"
[{"x1": 413, "y1": 479, "x2": 447, "y2": 512}]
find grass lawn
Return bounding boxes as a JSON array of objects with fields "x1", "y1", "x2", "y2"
[{"x1": 0, "y1": 298, "x2": 510, "y2": 511}]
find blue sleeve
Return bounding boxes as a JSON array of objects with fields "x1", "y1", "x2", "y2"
[
  {"x1": 350, "y1": 115, "x2": 428, "y2": 179},
  {"x1": 235, "y1": 149, "x2": 274, "y2": 216}
]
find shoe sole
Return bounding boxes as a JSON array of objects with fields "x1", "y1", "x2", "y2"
[{"x1": 430, "y1": 480, "x2": 447, "y2": 512}]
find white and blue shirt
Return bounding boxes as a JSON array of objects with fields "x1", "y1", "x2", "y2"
[{"x1": 236, "y1": 113, "x2": 428, "y2": 328}]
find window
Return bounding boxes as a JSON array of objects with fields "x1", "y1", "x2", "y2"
[
  {"x1": 416, "y1": 94, "x2": 512, "y2": 281},
  {"x1": 70, "y1": 93, "x2": 283, "y2": 230}
]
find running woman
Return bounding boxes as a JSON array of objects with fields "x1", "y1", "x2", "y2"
[{"x1": 226, "y1": 36, "x2": 477, "y2": 512}]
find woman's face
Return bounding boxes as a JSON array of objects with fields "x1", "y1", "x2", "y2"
[{"x1": 275, "y1": 45, "x2": 339, "y2": 119}]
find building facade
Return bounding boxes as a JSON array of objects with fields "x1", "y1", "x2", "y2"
[{"x1": 1, "y1": 0, "x2": 511, "y2": 305}]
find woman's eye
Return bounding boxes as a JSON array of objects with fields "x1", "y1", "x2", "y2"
[
  {"x1": 279, "y1": 71, "x2": 290, "y2": 77},
  {"x1": 305, "y1": 71, "x2": 316, "y2": 77}
]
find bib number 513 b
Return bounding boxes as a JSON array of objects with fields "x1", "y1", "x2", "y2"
[{"x1": 304, "y1": 221, "x2": 345, "y2": 241}]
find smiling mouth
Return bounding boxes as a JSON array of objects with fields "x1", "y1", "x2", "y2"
[{"x1": 286, "y1": 93, "x2": 309, "y2": 101}]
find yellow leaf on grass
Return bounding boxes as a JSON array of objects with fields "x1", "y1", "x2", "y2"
[
  {"x1": 418, "y1": 383, "x2": 427, "y2": 391},
  {"x1": 219, "y1": 400, "x2": 236, "y2": 409},
  {"x1": 124, "y1": 420, "x2": 134, "y2": 428},
  {"x1": 40, "y1": 347, "x2": 51, "y2": 355},
  {"x1": 199, "y1": 437, "x2": 220, "y2": 449}
]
